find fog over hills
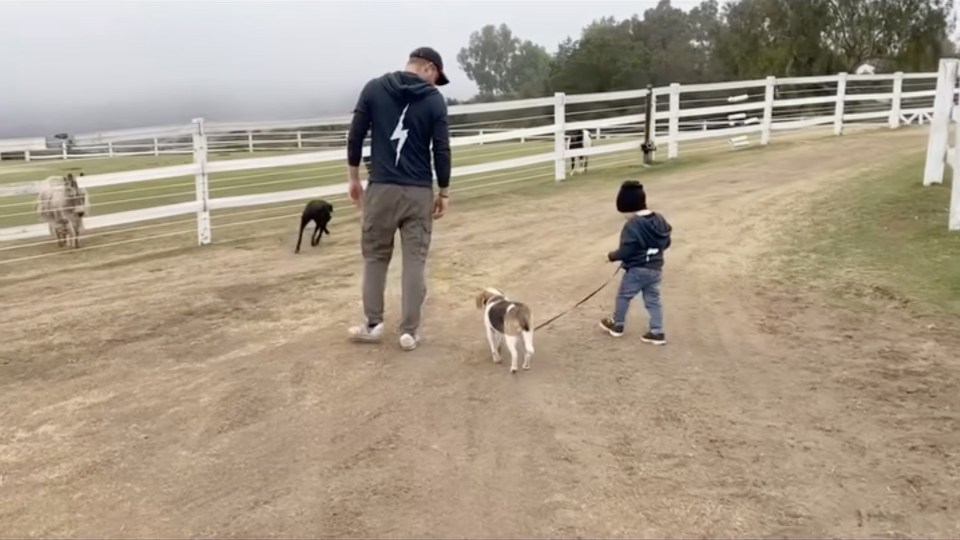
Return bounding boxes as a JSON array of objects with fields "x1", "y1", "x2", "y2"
[{"x1": 0, "y1": 0, "x2": 697, "y2": 138}]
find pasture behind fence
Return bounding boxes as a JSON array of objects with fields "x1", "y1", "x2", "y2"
[{"x1": 0, "y1": 70, "x2": 946, "y2": 254}]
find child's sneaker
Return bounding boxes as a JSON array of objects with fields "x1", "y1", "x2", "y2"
[
  {"x1": 640, "y1": 332, "x2": 666, "y2": 345},
  {"x1": 348, "y1": 320, "x2": 385, "y2": 343},
  {"x1": 599, "y1": 317, "x2": 624, "y2": 337}
]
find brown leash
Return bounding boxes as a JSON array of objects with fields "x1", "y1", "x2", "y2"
[{"x1": 534, "y1": 267, "x2": 622, "y2": 331}]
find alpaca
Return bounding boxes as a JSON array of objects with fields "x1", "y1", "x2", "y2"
[{"x1": 36, "y1": 173, "x2": 89, "y2": 249}]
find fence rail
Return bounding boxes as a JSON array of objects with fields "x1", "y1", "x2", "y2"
[{"x1": 0, "y1": 70, "x2": 941, "y2": 250}]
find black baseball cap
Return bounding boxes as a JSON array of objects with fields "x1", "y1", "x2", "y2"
[{"x1": 410, "y1": 46, "x2": 450, "y2": 86}]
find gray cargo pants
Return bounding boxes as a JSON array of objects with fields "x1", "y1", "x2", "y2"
[{"x1": 361, "y1": 182, "x2": 434, "y2": 335}]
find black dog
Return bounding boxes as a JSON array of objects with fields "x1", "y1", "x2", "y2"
[{"x1": 295, "y1": 199, "x2": 333, "y2": 253}]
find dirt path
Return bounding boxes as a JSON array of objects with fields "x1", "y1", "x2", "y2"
[{"x1": 1, "y1": 128, "x2": 958, "y2": 538}]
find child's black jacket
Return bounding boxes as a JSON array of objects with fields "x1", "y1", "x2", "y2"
[{"x1": 607, "y1": 211, "x2": 673, "y2": 270}]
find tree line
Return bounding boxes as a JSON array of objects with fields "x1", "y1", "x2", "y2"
[{"x1": 452, "y1": 0, "x2": 957, "y2": 105}]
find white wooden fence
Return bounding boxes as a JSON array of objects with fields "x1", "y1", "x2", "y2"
[
  {"x1": 0, "y1": 128, "x2": 561, "y2": 161},
  {"x1": 0, "y1": 70, "x2": 939, "y2": 162},
  {"x1": 921, "y1": 58, "x2": 960, "y2": 230},
  {"x1": 0, "y1": 70, "x2": 942, "y2": 250}
]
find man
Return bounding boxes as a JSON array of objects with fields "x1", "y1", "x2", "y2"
[{"x1": 345, "y1": 46, "x2": 452, "y2": 351}]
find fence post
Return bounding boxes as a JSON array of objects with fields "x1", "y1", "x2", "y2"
[
  {"x1": 61, "y1": 141, "x2": 68, "y2": 160},
  {"x1": 247, "y1": 132, "x2": 254, "y2": 153},
  {"x1": 479, "y1": 129, "x2": 485, "y2": 145},
  {"x1": 889, "y1": 71, "x2": 904, "y2": 129},
  {"x1": 24, "y1": 150, "x2": 31, "y2": 162},
  {"x1": 923, "y1": 59, "x2": 959, "y2": 186},
  {"x1": 642, "y1": 85, "x2": 655, "y2": 164},
  {"x1": 296, "y1": 130, "x2": 303, "y2": 149},
  {"x1": 761, "y1": 76, "x2": 776, "y2": 145},
  {"x1": 833, "y1": 72, "x2": 848, "y2": 136},
  {"x1": 192, "y1": 118, "x2": 212, "y2": 246},
  {"x1": 108, "y1": 141, "x2": 115, "y2": 157},
  {"x1": 951, "y1": 106, "x2": 960, "y2": 230},
  {"x1": 553, "y1": 92, "x2": 566, "y2": 182},
  {"x1": 668, "y1": 83, "x2": 680, "y2": 159},
  {"x1": 649, "y1": 90, "x2": 658, "y2": 151},
  {"x1": 153, "y1": 137, "x2": 160, "y2": 156}
]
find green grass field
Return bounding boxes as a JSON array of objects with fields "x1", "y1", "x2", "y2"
[
  {"x1": 0, "y1": 134, "x2": 680, "y2": 231},
  {"x1": 776, "y1": 154, "x2": 960, "y2": 317},
  {"x1": 0, "y1": 129, "x2": 754, "y2": 237},
  {"x1": 0, "y1": 140, "x2": 568, "y2": 229}
]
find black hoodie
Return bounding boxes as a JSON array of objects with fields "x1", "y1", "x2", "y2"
[
  {"x1": 347, "y1": 71, "x2": 451, "y2": 189},
  {"x1": 607, "y1": 210, "x2": 673, "y2": 271}
]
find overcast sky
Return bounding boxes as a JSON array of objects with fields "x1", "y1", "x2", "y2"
[{"x1": 0, "y1": 0, "x2": 713, "y2": 137}]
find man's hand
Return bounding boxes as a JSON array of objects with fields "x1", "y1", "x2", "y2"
[
  {"x1": 433, "y1": 192, "x2": 448, "y2": 219},
  {"x1": 348, "y1": 178, "x2": 364, "y2": 209}
]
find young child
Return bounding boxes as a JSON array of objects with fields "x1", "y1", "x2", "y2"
[{"x1": 599, "y1": 180, "x2": 673, "y2": 344}]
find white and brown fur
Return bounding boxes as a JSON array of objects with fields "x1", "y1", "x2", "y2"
[
  {"x1": 475, "y1": 287, "x2": 535, "y2": 373},
  {"x1": 36, "y1": 172, "x2": 89, "y2": 249},
  {"x1": 566, "y1": 129, "x2": 592, "y2": 175}
]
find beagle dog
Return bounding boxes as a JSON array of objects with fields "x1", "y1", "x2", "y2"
[{"x1": 475, "y1": 287, "x2": 535, "y2": 373}]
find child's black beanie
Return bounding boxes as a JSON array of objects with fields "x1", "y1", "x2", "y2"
[{"x1": 616, "y1": 180, "x2": 647, "y2": 213}]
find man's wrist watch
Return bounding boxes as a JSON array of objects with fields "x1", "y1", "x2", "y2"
[{"x1": 438, "y1": 190, "x2": 450, "y2": 198}]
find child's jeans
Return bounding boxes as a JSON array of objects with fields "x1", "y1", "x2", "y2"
[{"x1": 613, "y1": 266, "x2": 663, "y2": 333}]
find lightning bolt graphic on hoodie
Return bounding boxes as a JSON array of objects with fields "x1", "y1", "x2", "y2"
[{"x1": 390, "y1": 104, "x2": 410, "y2": 166}]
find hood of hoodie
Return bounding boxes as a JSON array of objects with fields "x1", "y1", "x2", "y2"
[
  {"x1": 381, "y1": 71, "x2": 438, "y2": 102},
  {"x1": 636, "y1": 211, "x2": 672, "y2": 239}
]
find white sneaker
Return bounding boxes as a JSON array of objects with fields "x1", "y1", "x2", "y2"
[
  {"x1": 398, "y1": 332, "x2": 421, "y2": 351},
  {"x1": 348, "y1": 321, "x2": 385, "y2": 343}
]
